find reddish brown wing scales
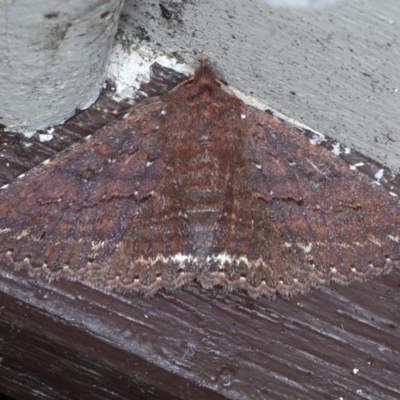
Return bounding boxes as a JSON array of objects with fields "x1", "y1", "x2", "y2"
[{"x1": 0, "y1": 64, "x2": 399, "y2": 298}]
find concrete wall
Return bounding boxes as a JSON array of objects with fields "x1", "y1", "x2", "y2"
[
  {"x1": 0, "y1": 0, "x2": 124, "y2": 133},
  {"x1": 118, "y1": 0, "x2": 400, "y2": 173}
]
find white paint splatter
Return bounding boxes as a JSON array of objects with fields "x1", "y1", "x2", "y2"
[
  {"x1": 39, "y1": 133, "x2": 53, "y2": 142},
  {"x1": 374, "y1": 169, "x2": 384, "y2": 181},
  {"x1": 350, "y1": 162, "x2": 364, "y2": 170},
  {"x1": 108, "y1": 44, "x2": 192, "y2": 100},
  {"x1": 331, "y1": 143, "x2": 341, "y2": 156}
]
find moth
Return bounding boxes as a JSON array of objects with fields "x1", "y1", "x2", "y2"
[{"x1": 1, "y1": 58, "x2": 399, "y2": 298}]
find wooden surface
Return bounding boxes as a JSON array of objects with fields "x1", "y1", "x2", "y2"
[
  {"x1": 1, "y1": 65, "x2": 400, "y2": 400},
  {"x1": 1, "y1": 260, "x2": 400, "y2": 399}
]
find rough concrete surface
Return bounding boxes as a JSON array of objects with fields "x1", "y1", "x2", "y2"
[
  {"x1": 0, "y1": 0, "x2": 123, "y2": 133},
  {"x1": 119, "y1": 0, "x2": 400, "y2": 173}
]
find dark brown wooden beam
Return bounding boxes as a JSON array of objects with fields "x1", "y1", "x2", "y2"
[{"x1": 1, "y1": 261, "x2": 400, "y2": 399}]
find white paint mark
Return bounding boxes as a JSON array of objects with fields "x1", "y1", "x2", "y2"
[
  {"x1": 39, "y1": 133, "x2": 53, "y2": 142},
  {"x1": 161, "y1": 110, "x2": 166, "y2": 115},
  {"x1": 374, "y1": 169, "x2": 384, "y2": 181},
  {"x1": 330, "y1": 267, "x2": 337, "y2": 274},
  {"x1": 146, "y1": 161, "x2": 153, "y2": 167},
  {"x1": 350, "y1": 162, "x2": 364, "y2": 170},
  {"x1": 353, "y1": 368, "x2": 359, "y2": 375},
  {"x1": 389, "y1": 192, "x2": 398, "y2": 197},
  {"x1": 107, "y1": 43, "x2": 192, "y2": 101},
  {"x1": 311, "y1": 132, "x2": 326, "y2": 144},
  {"x1": 0, "y1": 228, "x2": 10, "y2": 234},
  {"x1": 388, "y1": 235, "x2": 399, "y2": 242},
  {"x1": 255, "y1": 164, "x2": 261, "y2": 169},
  {"x1": 331, "y1": 143, "x2": 341, "y2": 156},
  {"x1": 241, "y1": 114, "x2": 246, "y2": 119}
]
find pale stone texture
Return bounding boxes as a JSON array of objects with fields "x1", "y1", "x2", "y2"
[
  {"x1": 118, "y1": 0, "x2": 400, "y2": 173},
  {"x1": 0, "y1": 0, "x2": 124, "y2": 134}
]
